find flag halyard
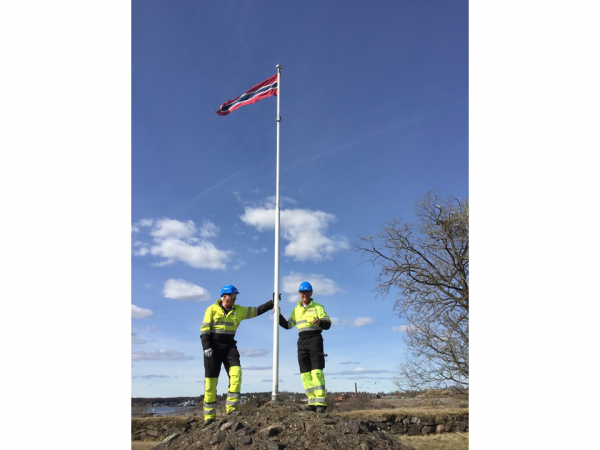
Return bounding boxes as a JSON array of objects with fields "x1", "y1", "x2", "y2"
[{"x1": 215, "y1": 74, "x2": 278, "y2": 115}]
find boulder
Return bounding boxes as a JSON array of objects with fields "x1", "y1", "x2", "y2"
[
  {"x1": 163, "y1": 433, "x2": 181, "y2": 443},
  {"x1": 231, "y1": 421, "x2": 244, "y2": 432},
  {"x1": 239, "y1": 435, "x2": 252, "y2": 446},
  {"x1": 421, "y1": 426, "x2": 435, "y2": 435},
  {"x1": 209, "y1": 432, "x2": 226, "y2": 445},
  {"x1": 347, "y1": 420, "x2": 361, "y2": 434},
  {"x1": 390, "y1": 424, "x2": 406, "y2": 435},
  {"x1": 236, "y1": 426, "x2": 254, "y2": 436},
  {"x1": 407, "y1": 424, "x2": 422, "y2": 436},
  {"x1": 259, "y1": 425, "x2": 280, "y2": 438}
]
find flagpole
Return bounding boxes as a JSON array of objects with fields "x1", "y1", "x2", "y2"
[{"x1": 272, "y1": 64, "x2": 282, "y2": 402}]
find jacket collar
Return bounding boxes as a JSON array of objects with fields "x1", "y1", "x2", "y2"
[
  {"x1": 297, "y1": 298, "x2": 313, "y2": 308},
  {"x1": 216, "y1": 298, "x2": 235, "y2": 313}
]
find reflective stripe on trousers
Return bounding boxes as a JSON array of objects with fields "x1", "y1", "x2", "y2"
[
  {"x1": 300, "y1": 369, "x2": 326, "y2": 406},
  {"x1": 203, "y1": 377, "x2": 218, "y2": 419},
  {"x1": 225, "y1": 366, "x2": 242, "y2": 413}
]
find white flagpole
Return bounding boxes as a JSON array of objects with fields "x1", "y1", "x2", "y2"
[{"x1": 272, "y1": 64, "x2": 282, "y2": 402}]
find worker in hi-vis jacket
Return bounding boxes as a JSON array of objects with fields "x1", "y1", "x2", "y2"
[
  {"x1": 200, "y1": 284, "x2": 274, "y2": 426},
  {"x1": 278, "y1": 281, "x2": 332, "y2": 413}
]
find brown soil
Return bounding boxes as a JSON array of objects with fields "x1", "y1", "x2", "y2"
[{"x1": 146, "y1": 402, "x2": 415, "y2": 450}]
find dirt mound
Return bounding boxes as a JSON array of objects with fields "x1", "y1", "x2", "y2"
[{"x1": 150, "y1": 402, "x2": 414, "y2": 450}]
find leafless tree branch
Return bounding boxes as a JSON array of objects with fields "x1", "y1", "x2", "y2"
[{"x1": 354, "y1": 191, "x2": 469, "y2": 390}]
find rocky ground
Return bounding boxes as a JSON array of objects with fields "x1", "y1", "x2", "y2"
[{"x1": 144, "y1": 402, "x2": 415, "y2": 450}]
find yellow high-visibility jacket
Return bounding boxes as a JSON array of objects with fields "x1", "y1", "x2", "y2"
[
  {"x1": 280, "y1": 298, "x2": 331, "y2": 333},
  {"x1": 201, "y1": 298, "x2": 272, "y2": 350}
]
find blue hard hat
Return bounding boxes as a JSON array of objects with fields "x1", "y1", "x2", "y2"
[
  {"x1": 298, "y1": 281, "x2": 313, "y2": 292},
  {"x1": 220, "y1": 285, "x2": 240, "y2": 296}
]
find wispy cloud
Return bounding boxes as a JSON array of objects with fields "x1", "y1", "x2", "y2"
[
  {"x1": 132, "y1": 349, "x2": 194, "y2": 361},
  {"x1": 240, "y1": 204, "x2": 348, "y2": 262},
  {"x1": 331, "y1": 376, "x2": 393, "y2": 381},
  {"x1": 132, "y1": 375, "x2": 171, "y2": 379},
  {"x1": 242, "y1": 366, "x2": 273, "y2": 370},
  {"x1": 132, "y1": 218, "x2": 230, "y2": 270},
  {"x1": 392, "y1": 325, "x2": 414, "y2": 332},
  {"x1": 232, "y1": 260, "x2": 246, "y2": 270},
  {"x1": 163, "y1": 278, "x2": 211, "y2": 302},
  {"x1": 327, "y1": 367, "x2": 395, "y2": 376},
  {"x1": 340, "y1": 361, "x2": 360, "y2": 365},
  {"x1": 239, "y1": 349, "x2": 270, "y2": 358},
  {"x1": 132, "y1": 332, "x2": 151, "y2": 345},
  {"x1": 199, "y1": 220, "x2": 219, "y2": 239},
  {"x1": 132, "y1": 305, "x2": 154, "y2": 319},
  {"x1": 248, "y1": 247, "x2": 268, "y2": 254}
]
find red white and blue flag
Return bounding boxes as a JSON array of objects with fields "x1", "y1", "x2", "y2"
[{"x1": 215, "y1": 74, "x2": 277, "y2": 116}]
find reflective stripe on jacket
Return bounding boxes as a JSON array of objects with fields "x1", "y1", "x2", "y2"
[
  {"x1": 285, "y1": 299, "x2": 331, "y2": 333},
  {"x1": 201, "y1": 299, "x2": 259, "y2": 338}
]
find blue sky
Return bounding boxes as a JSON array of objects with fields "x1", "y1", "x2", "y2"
[{"x1": 131, "y1": 0, "x2": 468, "y2": 398}]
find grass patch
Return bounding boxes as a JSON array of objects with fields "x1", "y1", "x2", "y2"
[{"x1": 400, "y1": 432, "x2": 469, "y2": 450}]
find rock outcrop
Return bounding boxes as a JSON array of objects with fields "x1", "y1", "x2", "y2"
[{"x1": 132, "y1": 402, "x2": 469, "y2": 450}]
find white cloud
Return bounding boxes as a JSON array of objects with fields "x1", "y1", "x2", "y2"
[
  {"x1": 392, "y1": 325, "x2": 414, "y2": 332},
  {"x1": 331, "y1": 317, "x2": 340, "y2": 326},
  {"x1": 163, "y1": 279, "x2": 211, "y2": 302},
  {"x1": 132, "y1": 218, "x2": 153, "y2": 233},
  {"x1": 132, "y1": 304, "x2": 154, "y2": 319},
  {"x1": 352, "y1": 317, "x2": 376, "y2": 327},
  {"x1": 239, "y1": 349, "x2": 270, "y2": 357},
  {"x1": 282, "y1": 272, "x2": 342, "y2": 303},
  {"x1": 132, "y1": 218, "x2": 230, "y2": 270},
  {"x1": 151, "y1": 218, "x2": 196, "y2": 239},
  {"x1": 240, "y1": 206, "x2": 348, "y2": 261},
  {"x1": 131, "y1": 349, "x2": 194, "y2": 361}
]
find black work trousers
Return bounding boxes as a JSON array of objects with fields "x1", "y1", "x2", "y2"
[
  {"x1": 204, "y1": 338, "x2": 241, "y2": 378},
  {"x1": 297, "y1": 331, "x2": 325, "y2": 373}
]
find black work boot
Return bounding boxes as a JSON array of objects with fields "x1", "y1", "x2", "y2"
[
  {"x1": 315, "y1": 406, "x2": 327, "y2": 413},
  {"x1": 203, "y1": 418, "x2": 215, "y2": 427},
  {"x1": 301, "y1": 404, "x2": 316, "y2": 412}
]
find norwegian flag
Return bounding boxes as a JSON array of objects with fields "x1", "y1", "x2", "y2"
[{"x1": 215, "y1": 74, "x2": 278, "y2": 116}]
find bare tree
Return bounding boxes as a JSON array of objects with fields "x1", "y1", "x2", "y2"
[{"x1": 354, "y1": 191, "x2": 468, "y2": 392}]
